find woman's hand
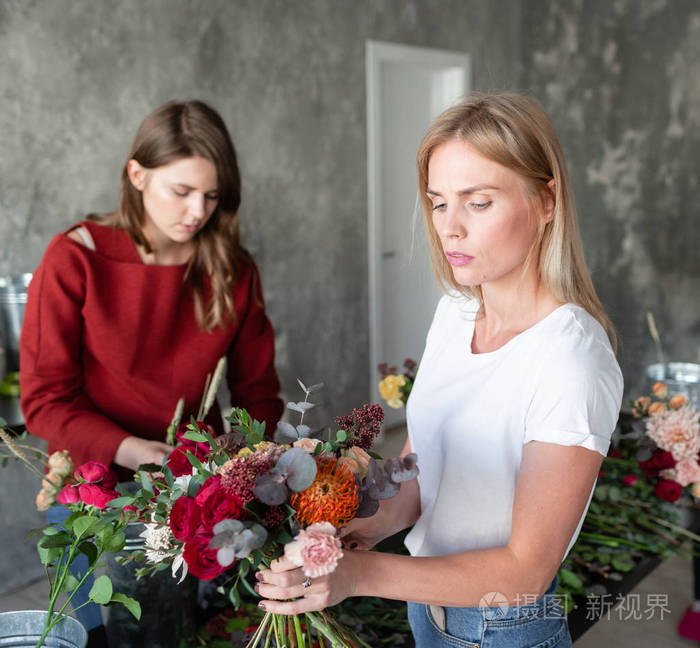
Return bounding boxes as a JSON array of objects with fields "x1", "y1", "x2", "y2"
[
  {"x1": 255, "y1": 553, "x2": 361, "y2": 615},
  {"x1": 114, "y1": 436, "x2": 173, "y2": 472},
  {"x1": 340, "y1": 515, "x2": 391, "y2": 550}
]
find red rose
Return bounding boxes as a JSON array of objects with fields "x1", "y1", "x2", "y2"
[
  {"x1": 608, "y1": 449, "x2": 622, "y2": 458},
  {"x1": 74, "y1": 461, "x2": 118, "y2": 489},
  {"x1": 183, "y1": 533, "x2": 227, "y2": 580},
  {"x1": 652, "y1": 450, "x2": 676, "y2": 470},
  {"x1": 639, "y1": 460, "x2": 660, "y2": 478},
  {"x1": 166, "y1": 446, "x2": 206, "y2": 477},
  {"x1": 169, "y1": 496, "x2": 202, "y2": 542},
  {"x1": 56, "y1": 484, "x2": 81, "y2": 505},
  {"x1": 78, "y1": 483, "x2": 120, "y2": 509},
  {"x1": 195, "y1": 475, "x2": 244, "y2": 531},
  {"x1": 176, "y1": 421, "x2": 215, "y2": 456},
  {"x1": 654, "y1": 478, "x2": 682, "y2": 502},
  {"x1": 622, "y1": 475, "x2": 638, "y2": 487}
]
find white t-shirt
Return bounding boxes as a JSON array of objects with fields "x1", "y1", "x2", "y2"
[{"x1": 404, "y1": 294, "x2": 623, "y2": 559}]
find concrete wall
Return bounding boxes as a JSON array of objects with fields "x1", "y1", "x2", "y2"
[
  {"x1": 520, "y1": 0, "x2": 700, "y2": 397},
  {"x1": 0, "y1": 0, "x2": 521, "y2": 426}
]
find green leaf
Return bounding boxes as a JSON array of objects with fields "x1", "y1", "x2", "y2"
[
  {"x1": 238, "y1": 560, "x2": 250, "y2": 577},
  {"x1": 106, "y1": 496, "x2": 136, "y2": 508},
  {"x1": 557, "y1": 567, "x2": 583, "y2": 590},
  {"x1": 163, "y1": 465, "x2": 174, "y2": 488},
  {"x1": 612, "y1": 556, "x2": 635, "y2": 572},
  {"x1": 78, "y1": 540, "x2": 98, "y2": 565},
  {"x1": 336, "y1": 429, "x2": 347, "y2": 442},
  {"x1": 609, "y1": 487, "x2": 622, "y2": 502},
  {"x1": 104, "y1": 530, "x2": 126, "y2": 553},
  {"x1": 60, "y1": 573, "x2": 80, "y2": 592},
  {"x1": 89, "y1": 574, "x2": 113, "y2": 604},
  {"x1": 37, "y1": 543, "x2": 61, "y2": 565},
  {"x1": 187, "y1": 473, "x2": 206, "y2": 497},
  {"x1": 228, "y1": 583, "x2": 242, "y2": 609},
  {"x1": 110, "y1": 593, "x2": 142, "y2": 620},
  {"x1": 276, "y1": 530, "x2": 293, "y2": 544},
  {"x1": 39, "y1": 532, "x2": 72, "y2": 549},
  {"x1": 182, "y1": 431, "x2": 208, "y2": 443},
  {"x1": 239, "y1": 573, "x2": 259, "y2": 599},
  {"x1": 73, "y1": 515, "x2": 100, "y2": 539}
]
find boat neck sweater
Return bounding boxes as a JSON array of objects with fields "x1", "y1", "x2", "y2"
[{"x1": 19, "y1": 220, "x2": 283, "y2": 480}]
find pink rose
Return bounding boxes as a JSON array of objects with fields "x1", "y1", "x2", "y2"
[
  {"x1": 47, "y1": 451, "x2": 73, "y2": 478},
  {"x1": 78, "y1": 483, "x2": 120, "y2": 509},
  {"x1": 284, "y1": 522, "x2": 343, "y2": 578},
  {"x1": 672, "y1": 459, "x2": 700, "y2": 487},
  {"x1": 56, "y1": 484, "x2": 81, "y2": 505},
  {"x1": 36, "y1": 487, "x2": 56, "y2": 511},
  {"x1": 622, "y1": 475, "x2": 637, "y2": 487},
  {"x1": 74, "y1": 461, "x2": 118, "y2": 489},
  {"x1": 293, "y1": 438, "x2": 322, "y2": 453}
]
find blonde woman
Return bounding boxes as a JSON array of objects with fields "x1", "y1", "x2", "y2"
[{"x1": 257, "y1": 93, "x2": 623, "y2": 648}]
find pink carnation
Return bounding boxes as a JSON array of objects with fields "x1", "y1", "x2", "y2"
[
  {"x1": 284, "y1": 522, "x2": 343, "y2": 578},
  {"x1": 669, "y1": 459, "x2": 700, "y2": 487},
  {"x1": 646, "y1": 405, "x2": 700, "y2": 462}
]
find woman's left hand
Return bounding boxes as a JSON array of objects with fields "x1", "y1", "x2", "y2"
[{"x1": 255, "y1": 552, "x2": 360, "y2": 614}]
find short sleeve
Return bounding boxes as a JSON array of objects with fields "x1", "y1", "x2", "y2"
[{"x1": 523, "y1": 321, "x2": 623, "y2": 457}]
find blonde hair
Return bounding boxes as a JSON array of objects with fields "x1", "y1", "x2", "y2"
[
  {"x1": 95, "y1": 100, "x2": 245, "y2": 331},
  {"x1": 416, "y1": 92, "x2": 617, "y2": 350}
]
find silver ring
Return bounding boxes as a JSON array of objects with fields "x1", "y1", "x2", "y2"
[{"x1": 302, "y1": 577, "x2": 312, "y2": 589}]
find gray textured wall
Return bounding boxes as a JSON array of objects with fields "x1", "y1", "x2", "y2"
[
  {"x1": 0, "y1": 0, "x2": 521, "y2": 425},
  {"x1": 520, "y1": 0, "x2": 700, "y2": 397},
  {"x1": 2, "y1": 0, "x2": 698, "y2": 417}
]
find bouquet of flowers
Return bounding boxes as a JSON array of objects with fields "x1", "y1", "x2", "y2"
[
  {"x1": 377, "y1": 359, "x2": 417, "y2": 409},
  {"x1": 0, "y1": 424, "x2": 141, "y2": 648},
  {"x1": 119, "y1": 380, "x2": 418, "y2": 647},
  {"x1": 628, "y1": 382, "x2": 700, "y2": 502}
]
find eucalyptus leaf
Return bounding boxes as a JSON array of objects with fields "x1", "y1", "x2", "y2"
[
  {"x1": 253, "y1": 471, "x2": 288, "y2": 506},
  {"x1": 296, "y1": 378, "x2": 309, "y2": 393},
  {"x1": 295, "y1": 424, "x2": 312, "y2": 438},
  {"x1": 307, "y1": 383, "x2": 324, "y2": 393},
  {"x1": 278, "y1": 447, "x2": 317, "y2": 492},
  {"x1": 385, "y1": 453, "x2": 419, "y2": 483},
  {"x1": 276, "y1": 421, "x2": 297, "y2": 439}
]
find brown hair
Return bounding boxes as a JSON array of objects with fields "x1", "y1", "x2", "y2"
[
  {"x1": 95, "y1": 100, "x2": 244, "y2": 331},
  {"x1": 416, "y1": 92, "x2": 617, "y2": 350}
]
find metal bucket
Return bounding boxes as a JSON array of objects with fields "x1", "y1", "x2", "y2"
[
  {"x1": 0, "y1": 610, "x2": 87, "y2": 647},
  {"x1": 646, "y1": 362, "x2": 700, "y2": 407},
  {"x1": 0, "y1": 274, "x2": 32, "y2": 373}
]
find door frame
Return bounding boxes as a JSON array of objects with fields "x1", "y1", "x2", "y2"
[{"x1": 366, "y1": 40, "x2": 471, "y2": 416}]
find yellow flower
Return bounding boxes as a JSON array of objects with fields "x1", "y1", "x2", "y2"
[
  {"x1": 379, "y1": 374, "x2": 406, "y2": 409},
  {"x1": 236, "y1": 447, "x2": 253, "y2": 458}
]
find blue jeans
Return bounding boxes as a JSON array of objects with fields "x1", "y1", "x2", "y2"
[
  {"x1": 47, "y1": 505, "x2": 103, "y2": 631},
  {"x1": 408, "y1": 577, "x2": 572, "y2": 648}
]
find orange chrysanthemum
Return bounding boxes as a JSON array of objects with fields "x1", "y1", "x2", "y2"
[{"x1": 290, "y1": 456, "x2": 359, "y2": 528}]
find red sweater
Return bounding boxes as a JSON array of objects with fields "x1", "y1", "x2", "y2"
[{"x1": 20, "y1": 221, "x2": 283, "y2": 479}]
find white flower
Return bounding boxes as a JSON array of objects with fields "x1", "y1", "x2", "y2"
[
  {"x1": 171, "y1": 551, "x2": 188, "y2": 583},
  {"x1": 139, "y1": 522, "x2": 173, "y2": 564}
]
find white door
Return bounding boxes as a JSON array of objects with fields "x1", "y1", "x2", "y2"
[{"x1": 366, "y1": 41, "x2": 470, "y2": 428}]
